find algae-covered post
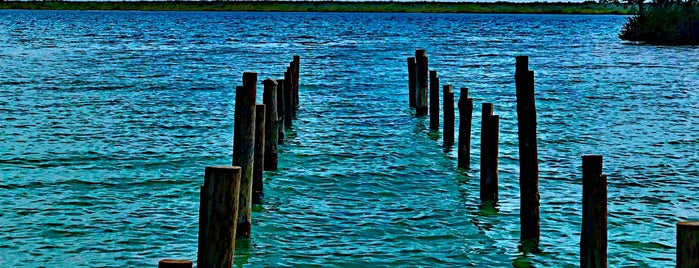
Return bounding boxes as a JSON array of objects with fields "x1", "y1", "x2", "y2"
[
  {"x1": 677, "y1": 221, "x2": 699, "y2": 267},
  {"x1": 429, "y1": 70, "x2": 440, "y2": 131},
  {"x1": 252, "y1": 104, "x2": 266, "y2": 205},
  {"x1": 581, "y1": 154, "x2": 607, "y2": 268},
  {"x1": 263, "y1": 79, "x2": 278, "y2": 171},
  {"x1": 415, "y1": 49, "x2": 429, "y2": 116},
  {"x1": 515, "y1": 55, "x2": 541, "y2": 246},
  {"x1": 233, "y1": 72, "x2": 257, "y2": 238},
  {"x1": 284, "y1": 70, "x2": 294, "y2": 128},
  {"x1": 276, "y1": 78, "x2": 285, "y2": 144},
  {"x1": 480, "y1": 103, "x2": 499, "y2": 202},
  {"x1": 457, "y1": 88, "x2": 473, "y2": 169},
  {"x1": 443, "y1": 84, "x2": 454, "y2": 147},
  {"x1": 293, "y1": 55, "x2": 300, "y2": 111},
  {"x1": 198, "y1": 166, "x2": 241, "y2": 267},
  {"x1": 158, "y1": 259, "x2": 193, "y2": 268},
  {"x1": 407, "y1": 57, "x2": 416, "y2": 108}
]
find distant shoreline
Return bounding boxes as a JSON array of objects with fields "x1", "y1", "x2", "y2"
[{"x1": 0, "y1": 1, "x2": 633, "y2": 14}]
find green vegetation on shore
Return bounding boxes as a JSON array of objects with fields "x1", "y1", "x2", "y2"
[{"x1": 0, "y1": 1, "x2": 632, "y2": 14}]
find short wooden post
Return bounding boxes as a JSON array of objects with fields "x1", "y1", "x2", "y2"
[
  {"x1": 198, "y1": 166, "x2": 241, "y2": 267},
  {"x1": 415, "y1": 49, "x2": 429, "y2": 116},
  {"x1": 480, "y1": 103, "x2": 499, "y2": 202},
  {"x1": 293, "y1": 55, "x2": 300, "y2": 111},
  {"x1": 581, "y1": 154, "x2": 607, "y2": 268},
  {"x1": 158, "y1": 259, "x2": 193, "y2": 268},
  {"x1": 407, "y1": 57, "x2": 417, "y2": 107},
  {"x1": 515, "y1": 56, "x2": 541, "y2": 245},
  {"x1": 276, "y1": 78, "x2": 285, "y2": 144},
  {"x1": 262, "y1": 79, "x2": 278, "y2": 171},
  {"x1": 252, "y1": 104, "x2": 265, "y2": 205},
  {"x1": 284, "y1": 70, "x2": 293, "y2": 128},
  {"x1": 443, "y1": 85, "x2": 455, "y2": 147},
  {"x1": 429, "y1": 70, "x2": 440, "y2": 131},
  {"x1": 233, "y1": 72, "x2": 257, "y2": 238},
  {"x1": 458, "y1": 88, "x2": 473, "y2": 169},
  {"x1": 678, "y1": 221, "x2": 699, "y2": 267}
]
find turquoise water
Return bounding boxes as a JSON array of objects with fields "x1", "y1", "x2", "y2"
[{"x1": 1, "y1": 10, "x2": 698, "y2": 267}]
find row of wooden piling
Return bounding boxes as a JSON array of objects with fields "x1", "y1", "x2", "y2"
[
  {"x1": 160, "y1": 56, "x2": 301, "y2": 268},
  {"x1": 406, "y1": 49, "x2": 698, "y2": 267}
]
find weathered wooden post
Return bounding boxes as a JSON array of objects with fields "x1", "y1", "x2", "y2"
[
  {"x1": 443, "y1": 85, "x2": 455, "y2": 147},
  {"x1": 678, "y1": 221, "x2": 699, "y2": 267},
  {"x1": 429, "y1": 70, "x2": 440, "y2": 130},
  {"x1": 415, "y1": 49, "x2": 429, "y2": 116},
  {"x1": 198, "y1": 166, "x2": 241, "y2": 267},
  {"x1": 407, "y1": 57, "x2": 417, "y2": 108},
  {"x1": 276, "y1": 78, "x2": 285, "y2": 144},
  {"x1": 458, "y1": 88, "x2": 473, "y2": 169},
  {"x1": 233, "y1": 72, "x2": 257, "y2": 238},
  {"x1": 293, "y1": 55, "x2": 300, "y2": 111},
  {"x1": 284, "y1": 70, "x2": 293, "y2": 128},
  {"x1": 480, "y1": 103, "x2": 499, "y2": 202},
  {"x1": 252, "y1": 104, "x2": 265, "y2": 205},
  {"x1": 262, "y1": 79, "x2": 278, "y2": 171},
  {"x1": 158, "y1": 259, "x2": 193, "y2": 268},
  {"x1": 581, "y1": 154, "x2": 607, "y2": 268},
  {"x1": 515, "y1": 56, "x2": 541, "y2": 246}
]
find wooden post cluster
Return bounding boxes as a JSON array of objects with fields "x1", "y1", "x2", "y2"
[
  {"x1": 480, "y1": 103, "x2": 499, "y2": 202},
  {"x1": 581, "y1": 154, "x2": 607, "y2": 268},
  {"x1": 407, "y1": 57, "x2": 417, "y2": 107},
  {"x1": 678, "y1": 221, "x2": 699, "y2": 267},
  {"x1": 198, "y1": 166, "x2": 242, "y2": 268},
  {"x1": 515, "y1": 56, "x2": 541, "y2": 246},
  {"x1": 415, "y1": 49, "x2": 429, "y2": 116},
  {"x1": 458, "y1": 88, "x2": 473, "y2": 169},
  {"x1": 443, "y1": 85, "x2": 455, "y2": 147},
  {"x1": 429, "y1": 70, "x2": 440, "y2": 130}
]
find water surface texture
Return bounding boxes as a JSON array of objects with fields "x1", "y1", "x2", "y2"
[{"x1": 1, "y1": 11, "x2": 698, "y2": 267}]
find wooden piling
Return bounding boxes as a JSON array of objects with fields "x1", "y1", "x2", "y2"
[
  {"x1": 233, "y1": 72, "x2": 257, "y2": 238},
  {"x1": 581, "y1": 154, "x2": 607, "y2": 268},
  {"x1": 293, "y1": 55, "x2": 300, "y2": 111},
  {"x1": 678, "y1": 221, "x2": 699, "y2": 267},
  {"x1": 198, "y1": 166, "x2": 241, "y2": 267},
  {"x1": 158, "y1": 259, "x2": 193, "y2": 268},
  {"x1": 276, "y1": 78, "x2": 285, "y2": 144},
  {"x1": 262, "y1": 79, "x2": 278, "y2": 171},
  {"x1": 515, "y1": 56, "x2": 541, "y2": 245},
  {"x1": 480, "y1": 103, "x2": 499, "y2": 202},
  {"x1": 407, "y1": 57, "x2": 417, "y2": 107},
  {"x1": 415, "y1": 49, "x2": 429, "y2": 116},
  {"x1": 284, "y1": 70, "x2": 293, "y2": 128},
  {"x1": 458, "y1": 88, "x2": 473, "y2": 169},
  {"x1": 429, "y1": 70, "x2": 440, "y2": 131},
  {"x1": 443, "y1": 85, "x2": 455, "y2": 147},
  {"x1": 252, "y1": 104, "x2": 265, "y2": 205}
]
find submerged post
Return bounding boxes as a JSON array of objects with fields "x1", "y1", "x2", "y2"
[
  {"x1": 233, "y1": 72, "x2": 257, "y2": 238},
  {"x1": 407, "y1": 57, "x2": 417, "y2": 108},
  {"x1": 515, "y1": 56, "x2": 541, "y2": 246},
  {"x1": 678, "y1": 221, "x2": 699, "y2": 267},
  {"x1": 443, "y1": 85, "x2": 455, "y2": 147},
  {"x1": 284, "y1": 70, "x2": 293, "y2": 128},
  {"x1": 480, "y1": 103, "x2": 499, "y2": 202},
  {"x1": 429, "y1": 70, "x2": 440, "y2": 131},
  {"x1": 198, "y1": 166, "x2": 241, "y2": 267},
  {"x1": 276, "y1": 78, "x2": 286, "y2": 144},
  {"x1": 458, "y1": 88, "x2": 473, "y2": 169},
  {"x1": 293, "y1": 55, "x2": 300, "y2": 111},
  {"x1": 158, "y1": 260, "x2": 193, "y2": 268},
  {"x1": 581, "y1": 154, "x2": 607, "y2": 268},
  {"x1": 415, "y1": 49, "x2": 429, "y2": 116},
  {"x1": 252, "y1": 104, "x2": 265, "y2": 205},
  {"x1": 263, "y1": 79, "x2": 278, "y2": 171}
]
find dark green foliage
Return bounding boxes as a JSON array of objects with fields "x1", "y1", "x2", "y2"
[{"x1": 620, "y1": 4, "x2": 699, "y2": 45}]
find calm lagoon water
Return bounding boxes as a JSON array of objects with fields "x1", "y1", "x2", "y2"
[{"x1": 1, "y1": 10, "x2": 697, "y2": 267}]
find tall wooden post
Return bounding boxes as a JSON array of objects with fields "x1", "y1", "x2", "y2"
[
  {"x1": 276, "y1": 78, "x2": 285, "y2": 144},
  {"x1": 262, "y1": 79, "x2": 278, "y2": 171},
  {"x1": 581, "y1": 154, "x2": 607, "y2": 268},
  {"x1": 678, "y1": 221, "x2": 699, "y2": 267},
  {"x1": 429, "y1": 70, "x2": 440, "y2": 131},
  {"x1": 407, "y1": 57, "x2": 417, "y2": 108},
  {"x1": 284, "y1": 70, "x2": 293, "y2": 128},
  {"x1": 233, "y1": 72, "x2": 257, "y2": 238},
  {"x1": 158, "y1": 260, "x2": 193, "y2": 268},
  {"x1": 458, "y1": 88, "x2": 473, "y2": 169},
  {"x1": 252, "y1": 104, "x2": 265, "y2": 205},
  {"x1": 480, "y1": 103, "x2": 499, "y2": 202},
  {"x1": 415, "y1": 49, "x2": 429, "y2": 116},
  {"x1": 293, "y1": 55, "x2": 300, "y2": 111},
  {"x1": 443, "y1": 85, "x2": 455, "y2": 147},
  {"x1": 515, "y1": 56, "x2": 541, "y2": 246},
  {"x1": 198, "y1": 166, "x2": 241, "y2": 267}
]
